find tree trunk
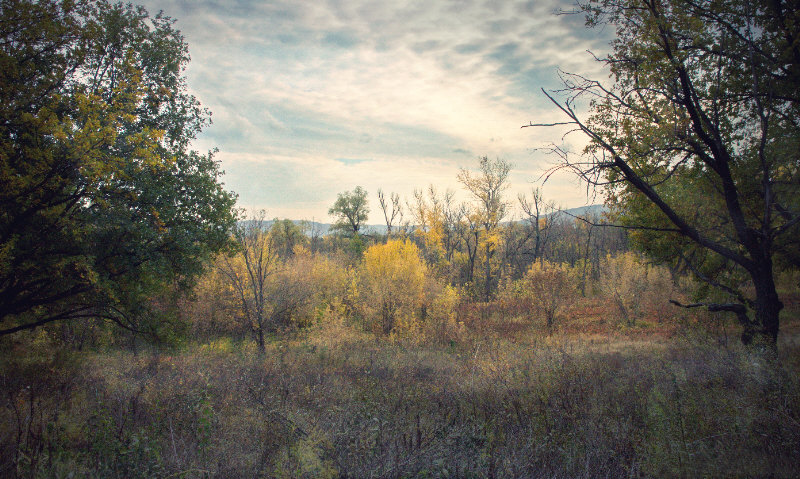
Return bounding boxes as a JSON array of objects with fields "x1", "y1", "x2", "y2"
[
  {"x1": 382, "y1": 302, "x2": 393, "y2": 335},
  {"x1": 580, "y1": 225, "x2": 593, "y2": 297},
  {"x1": 466, "y1": 244, "x2": 476, "y2": 283},
  {"x1": 257, "y1": 328, "x2": 265, "y2": 354},
  {"x1": 484, "y1": 243, "x2": 492, "y2": 301},
  {"x1": 746, "y1": 268, "x2": 783, "y2": 345}
]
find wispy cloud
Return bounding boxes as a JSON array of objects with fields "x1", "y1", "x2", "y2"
[{"x1": 142, "y1": 0, "x2": 610, "y2": 221}]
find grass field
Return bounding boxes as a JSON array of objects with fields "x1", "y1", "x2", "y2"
[{"x1": 2, "y1": 293, "x2": 799, "y2": 478}]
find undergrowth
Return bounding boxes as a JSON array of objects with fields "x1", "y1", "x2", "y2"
[{"x1": 2, "y1": 315, "x2": 799, "y2": 478}]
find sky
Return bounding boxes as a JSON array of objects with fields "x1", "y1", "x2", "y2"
[{"x1": 140, "y1": 0, "x2": 613, "y2": 223}]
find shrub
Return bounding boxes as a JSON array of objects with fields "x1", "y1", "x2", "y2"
[
  {"x1": 357, "y1": 239, "x2": 427, "y2": 335},
  {"x1": 423, "y1": 284, "x2": 464, "y2": 344},
  {"x1": 515, "y1": 261, "x2": 578, "y2": 328},
  {"x1": 599, "y1": 252, "x2": 676, "y2": 326}
]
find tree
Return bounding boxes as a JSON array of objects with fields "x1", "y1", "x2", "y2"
[
  {"x1": 531, "y1": 0, "x2": 799, "y2": 345},
  {"x1": 0, "y1": 1, "x2": 237, "y2": 336},
  {"x1": 501, "y1": 188, "x2": 561, "y2": 281},
  {"x1": 458, "y1": 157, "x2": 511, "y2": 300},
  {"x1": 328, "y1": 186, "x2": 369, "y2": 236},
  {"x1": 219, "y1": 213, "x2": 275, "y2": 352},
  {"x1": 219, "y1": 212, "x2": 315, "y2": 352},
  {"x1": 599, "y1": 252, "x2": 674, "y2": 326},
  {"x1": 358, "y1": 239, "x2": 427, "y2": 335},
  {"x1": 406, "y1": 185, "x2": 461, "y2": 268},
  {"x1": 522, "y1": 260, "x2": 576, "y2": 328},
  {"x1": 269, "y1": 219, "x2": 307, "y2": 259},
  {"x1": 518, "y1": 188, "x2": 558, "y2": 266},
  {"x1": 377, "y1": 189, "x2": 403, "y2": 238}
]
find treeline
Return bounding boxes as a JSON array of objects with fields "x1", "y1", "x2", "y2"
[{"x1": 160, "y1": 157, "x2": 695, "y2": 352}]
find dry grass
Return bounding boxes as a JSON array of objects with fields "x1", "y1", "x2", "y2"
[{"x1": 1, "y1": 287, "x2": 799, "y2": 477}]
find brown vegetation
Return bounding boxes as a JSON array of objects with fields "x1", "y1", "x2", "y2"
[
  {"x1": 2, "y1": 301, "x2": 799, "y2": 477},
  {"x1": 3, "y1": 163, "x2": 798, "y2": 477}
]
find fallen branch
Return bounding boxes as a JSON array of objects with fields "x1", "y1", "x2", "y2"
[{"x1": 669, "y1": 299, "x2": 753, "y2": 327}]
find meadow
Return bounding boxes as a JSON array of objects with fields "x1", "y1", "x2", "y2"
[
  {"x1": 4, "y1": 1, "x2": 799, "y2": 477},
  {"x1": 3, "y1": 281, "x2": 798, "y2": 478}
]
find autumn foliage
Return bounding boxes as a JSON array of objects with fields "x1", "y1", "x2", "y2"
[
  {"x1": 3, "y1": 0, "x2": 800, "y2": 477},
  {"x1": 357, "y1": 239, "x2": 427, "y2": 335}
]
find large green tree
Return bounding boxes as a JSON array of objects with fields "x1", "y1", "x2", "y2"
[
  {"x1": 0, "y1": 1, "x2": 237, "y2": 335},
  {"x1": 533, "y1": 0, "x2": 799, "y2": 344},
  {"x1": 328, "y1": 186, "x2": 369, "y2": 236}
]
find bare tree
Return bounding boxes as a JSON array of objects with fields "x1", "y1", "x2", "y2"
[
  {"x1": 219, "y1": 211, "x2": 278, "y2": 353},
  {"x1": 377, "y1": 189, "x2": 403, "y2": 238},
  {"x1": 519, "y1": 187, "x2": 558, "y2": 266},
  {"x1": 218, "y1": 211, "x2": 315, "y2": 352}
]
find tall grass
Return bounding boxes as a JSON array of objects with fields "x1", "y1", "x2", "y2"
[{"x1": 2, "y1": 317, "x2": 798, "y2": 478}]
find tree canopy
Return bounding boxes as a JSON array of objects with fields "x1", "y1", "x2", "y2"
[
  {"x1": 328, "y1": 186, "x2": 369, "y2": 237},
  {"x1": 0, "y1": 1, "x2": 237, "y2": 336},
  {"x1": 359, "y1": 239, "x2": 427, "y2": 335},
  {"x1": 535, "y1": 0, "x2": 799, "y2": 344},
  {"x1": 458, "y1": 156, "x2": 511, "y2": 300}
]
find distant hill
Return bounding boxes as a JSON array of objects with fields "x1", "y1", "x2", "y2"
[
  {"x1": 236, "y1": 219, "x2": 334, "y2": 236},
  {"x1": 550, "y1": 204, "x2": 607, "y2": 219},
  {"x1": 239, "y1": 204, "x2": 607, "y2": 236}
]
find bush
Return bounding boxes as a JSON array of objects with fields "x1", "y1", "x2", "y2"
[
  {"x1": 599, "y1": 252, "x2": 676, "y2": 326},
  {"x1": 500, "y1": 261, "x2": 578, "y2": 328},
  {"x1": 423, "y1": 284, "x2": 464, "y2": 344},
  {"x1": 189, "y1": 248, "x2": 349, "y2": 341},
  {"x1": 357, "y1": 239, "x2": 427, "y2": 335}
]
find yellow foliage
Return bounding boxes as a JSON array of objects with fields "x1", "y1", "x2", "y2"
[
  {"x1": 273, "y1": 435, "x2": 338, "y2": 478},
  {"x1": 197, "y1": 337, "x2": 236, "y2": 356},
  {"x1": 599, "y1": 252, "x2": 675, "y2": 325},
  {"x1": 424, "y1": 284, "x2": 464, "y2": 343},
  {"x1": 358, "y1": 239, "x2": 427, "y2": 335},
  {"x1": 290, "y1": 253, "x2": 348, "y2": 327},
  {"x1": 520, "y1": 260, "x2": 578, "y2": 327}
]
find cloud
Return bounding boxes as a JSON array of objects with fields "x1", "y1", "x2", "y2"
[
  {"x1": 322, "y1": 30, "x2": 360, "y2": 48},
  {"x1": 334, "y1": 158, "x2": 372, "y2": 165},
  {"x1": 140, "y1": 0, "x2": 612, "y2": 219}
]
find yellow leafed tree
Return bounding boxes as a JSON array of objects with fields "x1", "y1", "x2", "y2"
[
  {"x1": 522, "y1": 260, "x2": 577, "y2": 328},
  {"x1": 458, "y1": 157, "x2": 510, "y2": 300},
  {"x1": 358, "y1": 239, "x2": 427, "y2": 335}
]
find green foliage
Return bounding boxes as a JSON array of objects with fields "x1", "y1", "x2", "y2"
[
  {"x1": 345, "y1": 232, "x2": 367, "y2": 260},
  {"x1": 269, "y1": 219, "x2": 308, "y2": 259},
  {"x1": 0, "y1": 1, "x2": 237, "y2": 337},
  {"x1": 328, "y1": 186, "x2": 369, "y2": 236},
  {"x1": 558, "y1": 0, "x2": 800, "y2": 343},
  {"x1": 88, "y1": 408, "x2": 164, "y2": 478}
]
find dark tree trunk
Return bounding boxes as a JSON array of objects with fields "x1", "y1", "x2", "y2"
[
  {"x1": 466, "y1": 242, "x2": 476, "y2": 284},
  {"x1": 382, "y1": 302, "x2": 394, "y2": 335},
  {"x1": 484, "y1": 243, "x2": 492, "y2": 301},
  {"x1": 257, "y1": 328, "x2": 265, "y2": 354},
  {"x1": 747, "y1": 267, "x2": 783, "y2": 345}
]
